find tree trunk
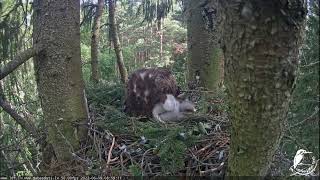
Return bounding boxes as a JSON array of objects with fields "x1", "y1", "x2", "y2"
[
  {"x1": 220, "y1": 0, "x2": 307, "y2": 176},
  {"x1": 108, "y1": 0, "x2": 128, "y2": 84},
  {"x1": 90, "y1": 0, "x2": 104, "y2": 84},
  {"x1": 157, "y1": 18, "x2": 163, "y2": 64},
  {"x1": 33, "y1": 0, "x2": 89, "y2": 166},
  {"x1": 187, "y1": 0, "x2": 222, "y2": 91}
]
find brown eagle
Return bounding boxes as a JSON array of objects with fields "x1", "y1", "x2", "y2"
[{"x1": 124, "y1": 68, "x2": 180, "y2": 117}]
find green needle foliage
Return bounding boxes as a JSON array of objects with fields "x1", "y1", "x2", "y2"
[
  {"x1": 86, "y1": 82, "x2": 206, "y2": 175},
  {"x1": 285, "y1": 1, "x2": 319, "y2": 158}
]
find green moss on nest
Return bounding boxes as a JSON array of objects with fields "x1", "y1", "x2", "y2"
[{"x1": 86, "y1": 82, "x2": 228, "y2": 175}]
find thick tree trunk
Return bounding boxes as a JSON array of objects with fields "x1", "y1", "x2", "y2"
[
  {"x1": 108, "y1": 0, "x2": 128, "y2": 84},
  {"x1": 33, "y1": 0, "x2": 89, "y2": 165},
  {"x1": 90, "y1": 0, "x2": 104, "y2": 84},
  {"x1": 187, "y1": 0, "x2": 222, "y2": 91},
  {"x1": 220, "y1": 0, "x2": 307, "y2": 176}
]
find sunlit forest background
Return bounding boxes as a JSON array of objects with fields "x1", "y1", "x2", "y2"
[{"x1": 0, "y1": 0, "x2": 319, "y2": 177}]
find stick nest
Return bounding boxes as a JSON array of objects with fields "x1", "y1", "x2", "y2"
[{"x1": 75, "y1": 83, "x2": 230, "y2": 176}]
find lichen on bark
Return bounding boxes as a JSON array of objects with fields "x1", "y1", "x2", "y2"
[
  {"x1": 91, "y1": 0, "x2": 104, "y2": 84},
  {"x1": 33, "y1": 0, "x2": 89, "y2": 165},
  {"x1": 220, "y1": 0, "x2": 307, "y2": 176},
  {"x1": 186, "y1": 0, "x2": 223, "y2": 91}
]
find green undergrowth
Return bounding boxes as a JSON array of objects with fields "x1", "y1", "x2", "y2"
[
  {"x1": 86, "y1": 82, "x2": 227, "y2": 174},
  {"x1": 86, "y1": 82, "x2": 126, "y2": 110}
]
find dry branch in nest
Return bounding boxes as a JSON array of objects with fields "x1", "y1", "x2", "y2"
[
  {"x1": 72, "y1": 103, "x2": 230, "y2": 176},
  {"x1": 73, "y1": 82, "x2": 231, "y2": 176}
]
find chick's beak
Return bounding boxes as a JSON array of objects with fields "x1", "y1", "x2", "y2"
[{"x1": 185, "y1": 107, "x2": 196, "y2": 113}]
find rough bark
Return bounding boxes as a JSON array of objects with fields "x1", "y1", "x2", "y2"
[
  {"x1": 108, "y1": 0, "x2": 128, "y2": 84},
  {"x1": 220, "y1": 0, "x2": 307, "y2": 176},
  {"x1": 0, "y1": 47, "x2": 41, "y2": 80},
  {"x1": 33, "y1": 0, "x2": 89, "y2": 164},
  {"x1": 90, "y1": 0, "x2": 104, "y2": 84},
  {"x1": 187, "y1": 0, "x2": 222, "y2": 91}
]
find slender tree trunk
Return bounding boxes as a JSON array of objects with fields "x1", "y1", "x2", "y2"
[
  {"x1": 157, "y1": 18, "x2": 163, "y2": 64},
  {"x1": 33, "y1": 0, "x2": 89, "y2": 167},
  {"x1": 0, "y1": 98, "x2": 39, "y2": 137},
  {"x1": 187, "y1": 0, "x2": 222, "y2": 91},
  {"x1": 91, "y1": 0, "x2": 104, "y2": 84},
  {"x1": 0, "y1": 81, "x2": 3, "y2": 99},
  {"x1": 108, "y1": 0, "x2": 128, "y2": 84},
  {"x1": 0, "y1": 47, "x2": 41, "y2": 80},
  {"x1": 220, "y1": 0, "x2": 307, "y2": 176}
]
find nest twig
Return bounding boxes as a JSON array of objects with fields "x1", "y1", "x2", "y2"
[{"x1": 72, "y1": 111, "x2": 230, "y2": 176}]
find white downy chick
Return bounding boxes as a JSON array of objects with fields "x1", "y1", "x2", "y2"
[{"x1": 152, "y1": 94, "x2": 196, "y2": 123}]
